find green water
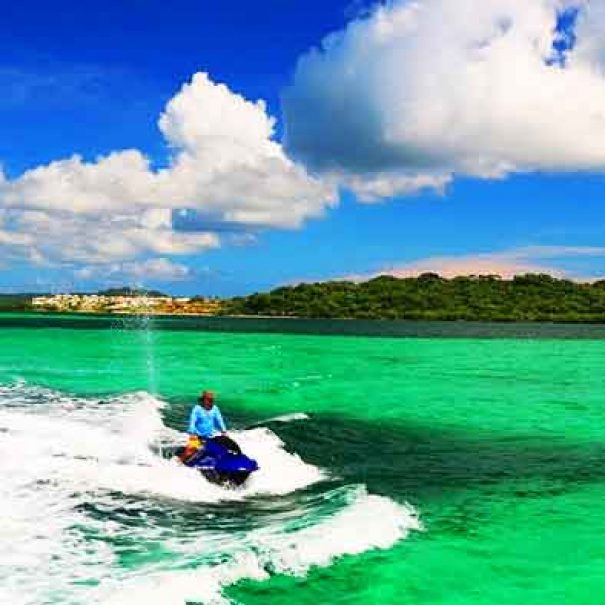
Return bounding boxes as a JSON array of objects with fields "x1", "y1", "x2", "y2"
[{"x1": 2, "y1": 316, "x2": 605, "y2": 604}]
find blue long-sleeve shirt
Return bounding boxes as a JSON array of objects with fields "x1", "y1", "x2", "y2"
[{"x1": 187, "y1": 404, "x2": 226, "y2": 438}]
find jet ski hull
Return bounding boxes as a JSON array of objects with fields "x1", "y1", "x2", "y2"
[
  {"x1": 168, "y1": 435, "x2": 259, "y2": 487},
  {"x1": 199, "y1": 468, "x2": 252, "y2": 487}
]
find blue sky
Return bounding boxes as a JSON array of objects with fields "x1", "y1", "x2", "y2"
[{"x1": 1, "y1": 0, "x2": 604, "y2": 295}]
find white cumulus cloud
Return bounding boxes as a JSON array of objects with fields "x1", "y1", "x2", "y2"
[
  {"x1": 76, "y1": 258, "x2": 192, "y2": 282},
  {"x1": 284, "y1": 0, "x2": 605, "y2": 195},
  {"x1": 5, "y1": 2, "x2": 605, "y2": 283},
  {"x1": 0, "y1": 72, "x2": 336, "y2": 272},
  {"x1": 0, "y1": 208, "x2": 219, "y2": 266}
]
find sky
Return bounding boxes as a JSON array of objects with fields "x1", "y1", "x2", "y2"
[{"x1": 1, "y1": 0, "x2": 604, "y2": 295}]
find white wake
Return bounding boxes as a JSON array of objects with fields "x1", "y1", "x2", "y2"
[{"x1": 0, "y1": 382, "x2": 421, "y2": 605}]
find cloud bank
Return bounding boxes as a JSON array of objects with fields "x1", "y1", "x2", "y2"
[
  {"x1": 284, "y1": 0, "x2": 605, "y2": 197},
  {"x1": 75, "y1": 258, "x2": 192, "y2": 282},
  {"x1": 0, "y1": 73, "x2": 336, "y2": 277},
  {"x1": 348, "y1": 245, "x2": 605, "y2": 281},
  {"x1": 4, "y1": 1, "x2": 605, "y2": 283}
]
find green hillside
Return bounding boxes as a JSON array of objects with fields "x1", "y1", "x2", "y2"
[{"x1": 221, "y1": 274, "x2": 605, "y2": 322}]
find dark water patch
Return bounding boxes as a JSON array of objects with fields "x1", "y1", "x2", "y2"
[
  {"x1": 2, "y1": 312, "x2": 605, "y2": 339},
  {"x1": 268, "y1": 414, "x2": 605, "y2": 513}
]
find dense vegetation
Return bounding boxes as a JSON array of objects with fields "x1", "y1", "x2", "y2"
[
  {"x1": 4, "y1": 275, "x2": 605, "y2": 322},
  {"x1": 0, "y1": 294, "x2": 33, "y2": 311},
  {"x1": 221, "y1": 274, "x2": 605, "y2": 322}
]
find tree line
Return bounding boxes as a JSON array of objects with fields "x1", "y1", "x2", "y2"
[
  {"x1": 220, "y1": 274, "x2": 605, "y2": 323},
  {"x1": 0, "y1": 294, "x2": 34, "y2": 311}
]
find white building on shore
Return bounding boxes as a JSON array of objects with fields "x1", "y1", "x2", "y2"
[{"x1": 31, "y1": 294, "x2": 171, "y2": 312}]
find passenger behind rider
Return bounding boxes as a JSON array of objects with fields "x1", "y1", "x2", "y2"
[{"x1": 179, "y1": 390, "x2": 227, "y2": 462}]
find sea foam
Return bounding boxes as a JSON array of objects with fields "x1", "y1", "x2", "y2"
[
  {"x1": 0, "y1": 382, "x2": 420, "y2": 605},
  {"x1": 99, "y1": 486, "x2": 420, "y2": 605}
]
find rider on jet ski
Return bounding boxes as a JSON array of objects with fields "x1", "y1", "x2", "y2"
[{"x1": 179, "y1": 390, "x2": 227, "y2": 462}]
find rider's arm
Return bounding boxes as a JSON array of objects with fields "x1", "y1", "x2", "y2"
[
  {"x1": 187, "y1": 405, "x2": 202, "y2": 435},
  {"x1": 213, "y1": 406, "x2": 227, "y2": 433}
]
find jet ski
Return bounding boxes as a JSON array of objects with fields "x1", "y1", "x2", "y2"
[{"x1": 171, "y1": 435, "x2": 259, "y2": 487}]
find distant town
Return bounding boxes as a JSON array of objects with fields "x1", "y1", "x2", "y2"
[{"x1": 30, "y1": 293, "x2": 220, "y2": 315}]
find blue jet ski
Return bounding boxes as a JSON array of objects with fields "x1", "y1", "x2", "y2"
[{"x1": 173, "y1": 435, "x2": 259, "y2": 487}]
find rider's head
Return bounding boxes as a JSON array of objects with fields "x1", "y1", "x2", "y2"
[{"x1": 199, "y1": 390, "x2": 215, "y2": 410}]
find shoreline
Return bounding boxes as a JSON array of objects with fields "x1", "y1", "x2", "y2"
[
  {"x1": 1, "y1": 311, "x2": 605, "y2": 339},
  {"x1": 5, "y1": 308, "x2": 605, "y2": 324}
]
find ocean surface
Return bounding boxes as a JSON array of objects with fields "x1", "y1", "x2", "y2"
[{"x1": 1, "y1": 314, "x2": 605, "y2": 604}]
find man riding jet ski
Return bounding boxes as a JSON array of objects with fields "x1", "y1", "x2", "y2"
[{"x1": 174, "y1": 390, "x2": 259, "y2": 486}]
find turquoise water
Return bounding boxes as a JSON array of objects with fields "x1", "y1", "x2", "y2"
[{"x1": 1, "y1": 316, "x2": 604, "y2": 604}]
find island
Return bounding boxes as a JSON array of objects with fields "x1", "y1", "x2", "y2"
[
  {"x1": 2, "y1": 274, "x2": 605, "y2": 323},
  {"x1": 221, "y1": 273, "x2": 605, "y2": 323}
]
